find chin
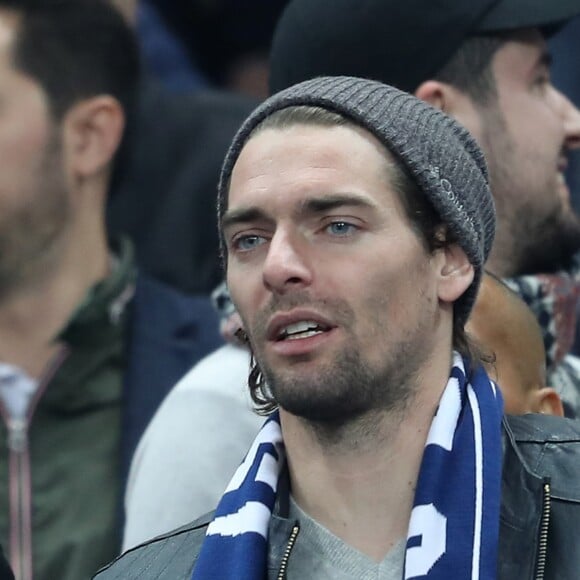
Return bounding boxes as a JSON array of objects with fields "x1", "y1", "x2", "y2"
[{"x1": 279, "y1": 393, "x2": 365, "y2": 424}]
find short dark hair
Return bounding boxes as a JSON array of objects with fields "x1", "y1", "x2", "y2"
[
  {"x1": 434, "y1": 34, "x2": 507, "y2": 104},
  {"x1": 225, "y1": 105, "x2": 482, "y2": 413},
  {"x1": 0, "y1": 0, "x2": 140, "y2": 121}
]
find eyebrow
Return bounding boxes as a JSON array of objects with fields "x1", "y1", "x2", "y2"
[
  {"x1": 221, "y1": 193, "x2": 377, "y2": 231},
  {"x1": 221, "y1": 207, "x2": 272, "y2": 230},
  {"x1": 299, "y1": 193, "x2": 377, "y2": 214}
]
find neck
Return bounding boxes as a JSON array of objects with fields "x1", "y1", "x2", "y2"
[
  {"x1": 0, "y1": 210, "x2": 109, "y2": 379},
  {"x1": 484, "y1": 223, "x2": 519, "y2": 278},
  {"x1": 281, "y1": 351, "x2": 453, "y2": 562}
]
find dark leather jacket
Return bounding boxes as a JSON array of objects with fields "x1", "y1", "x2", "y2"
[
  {"x1": 498, "y1": 414, "x2": 580, "y2": 579},
  {"x1": 94, "y1": 414, "x2": 580, "y2": 580}
]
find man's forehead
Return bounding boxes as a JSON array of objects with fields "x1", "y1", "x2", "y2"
[
  {"x1": 225, "y1": 122, "x2": 397, "y2": 204},
  {"x1": 232, "y1": 122, "x2": 394, "y2": 176}
]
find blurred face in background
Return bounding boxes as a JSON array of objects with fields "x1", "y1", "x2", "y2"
[
  {"x1": 456, "y1": 29, "x2": 580, "y2": 277},
  {"x1": 467, "y1": 273, "x2": 563, "y2": 416},
  {"x1": 0, "y1": 10, "x2": 70, "y2": 295}
]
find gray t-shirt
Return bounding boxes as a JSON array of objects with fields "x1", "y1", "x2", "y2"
[{"x1": 268, "y1": 496, "x2": 406, "y2": 579}]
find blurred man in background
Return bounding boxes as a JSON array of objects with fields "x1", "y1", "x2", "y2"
[{"x1": 0, "y1": 0, "x2": 224, "y2": 578}]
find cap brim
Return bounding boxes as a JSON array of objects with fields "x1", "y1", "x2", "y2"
[{"x1": 478, "y1": 0, "x2": 580, "y2": 35}]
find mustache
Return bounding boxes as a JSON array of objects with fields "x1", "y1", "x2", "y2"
[{"x1": 248, "y1": 291, "x2": 355, "y2": 341}]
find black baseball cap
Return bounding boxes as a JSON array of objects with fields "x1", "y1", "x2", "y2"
[{"x1": 269, "y1": 0, "x2": 580, "y2": 94}]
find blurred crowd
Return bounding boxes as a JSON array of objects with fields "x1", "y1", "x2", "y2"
[{"x1": 0, "y1": 1, "x2": 579, "y2": 579}]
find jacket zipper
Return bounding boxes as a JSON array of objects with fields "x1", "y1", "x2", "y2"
[
  {"x1": 277, "y1": 524, "x2": 300, "y2": 580},
  {"x1": 7, "y1": 418, "x2": 31, "y2": 580},
  {"x1": 535, "y1": 479, "x2": 551, "y2": 580},
  {"x1": 1, "y1": 348, "x2": 69, "y2": 580}
]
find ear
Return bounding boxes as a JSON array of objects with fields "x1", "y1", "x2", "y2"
[
  {"x1": 415, "y1": 80, "x2": 482, "y2": 132},
  {"x1": 436, "y1": 242, "x2": 474, "y2": 305},
  {"x1": 62, "y1": 95, "x2": 125, "y2": 179},
  {"x1": 415, "y1": 80, "x2": 449, "y2": 112},
  {"x1": 533, "y1": 387, "x2": 564, "y2": 417}
]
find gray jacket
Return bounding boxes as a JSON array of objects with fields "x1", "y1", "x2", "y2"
[{"x1": 94, "y1": 414, "x2": 580, "y2": 579}]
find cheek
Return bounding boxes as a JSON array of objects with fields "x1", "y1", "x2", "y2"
[
  {"x1": 353, "y1": 254, "x2": 436, "y2": 334},
  {"x1": 0, "y1": 120, "x2": 51, "y2": 181},
  {"x1": 0, "y1": 88, "x2": 53, "y2": 170},
  {"x1": 504, "y1": 102, "x2": 559, "y2": 158},
  {"x1": 225, "y1": 269, "x2": 244, "y2": 311},
  {"x1": 226, "y1": 267, "x2": 262, "y2": 322}
]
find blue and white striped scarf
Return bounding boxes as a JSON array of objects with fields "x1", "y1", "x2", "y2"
[{"x1": 192, "y1": 353, "x2": 503, "y2": 579}]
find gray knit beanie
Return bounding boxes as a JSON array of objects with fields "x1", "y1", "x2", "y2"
[{"x1": 218, "y1": 76, "x2": 495, "y2": 325}]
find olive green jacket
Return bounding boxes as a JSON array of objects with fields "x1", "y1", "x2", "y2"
[{"x1": 0, "y1": 242, "x2": 134, "y2": 580}]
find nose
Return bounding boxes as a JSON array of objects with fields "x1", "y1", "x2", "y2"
[
  {"x1": 262, "y1": 229, "x2": 313, "y2": 294},
  {"x1": 557, "y1": 89, "x2": 580, "y2": 151}
]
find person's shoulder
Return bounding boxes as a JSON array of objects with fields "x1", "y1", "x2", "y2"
[
  {"x1": 94, "y1": 512, "x2": 213, "y2": 580},
  {"x1": 134, "y1": 272, "x2": 208, "y2": 308},
  {"x1": 504, "y1": 414, "x2": 580, "y2": 501},
  {"x1": 505, "y1": 413, "x2": 580, "y2": 443},
  {"x1": 131, "y1": 273, "x2": 223, "y2": 344},
  {"x1": 175, "y1": 344, "x2": 251, "y2": 393}
]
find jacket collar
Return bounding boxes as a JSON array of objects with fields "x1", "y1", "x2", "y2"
[
  {"x1": 497, "y1": 417, "x2": 543, "y2": 579},
  {"x1": 58, "y1": 237, "x2": 136, "y2": 346},
  {"x1": 266, "y1": 420, "x2": 548, "y2": 579}
]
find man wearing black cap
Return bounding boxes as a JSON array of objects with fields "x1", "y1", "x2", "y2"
[
  {"x1": 268, "y1": 0, "x2": 580, "y2": 416},
  {"x1": 96, "y1": 76, "x2": 580, "y2": 580}
]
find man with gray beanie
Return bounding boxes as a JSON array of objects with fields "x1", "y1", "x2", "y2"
[
  {"x1": 96, "y1": 76, "x2": 580, "y2": 579},
  {"x1": 268, "y1": 0, "x2": 580, "y2": 416},
  {"x1": 119, "y1": 0, "x2": 580, "y2": 551}
]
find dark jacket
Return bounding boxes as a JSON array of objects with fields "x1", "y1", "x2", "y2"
[
  {"x1": 93, "y1": 414, "x2": 580, "y2": 580},
  {"x1": 123, "y1": 274, "x2": 223, "y2": 473},
  {"x1": 0, "y1": 545, "x2": 13, "y2": 580},
  {"x1": 0, "y1": 265, "x2": 223, "y2": 580}
]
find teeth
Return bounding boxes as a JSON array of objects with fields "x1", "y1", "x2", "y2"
[
  {"x1": 287, "y1": 329, "x2": 322, "y2": 340},
  {"x1": 280, "y1": 320, "x2": 324, "y2": 340},
  {"x1": 285, "y1": 321, "x2": 319, "y2": 333}
]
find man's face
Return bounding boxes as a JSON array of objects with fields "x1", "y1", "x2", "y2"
[
  {"x1": 0, "y1": 12, "x2": 70, "y2": 294},
  {"x1": 223, "y1": 123, "x2": 446, "y2": 423},
  {"x1": 464, "y1": 29, "x2": 580, "y2": 277}
]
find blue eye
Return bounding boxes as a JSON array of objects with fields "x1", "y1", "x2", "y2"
[
  {"x1": 327, "y1": 221, "x2": 356, "y2": 236},
  {"x1": 234, "y1": 235, "x2": 266, "y2": 251}
]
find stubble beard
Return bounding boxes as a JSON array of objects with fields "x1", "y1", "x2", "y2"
[
  {"x1": 480, "y1": 104, "x2": 580, "y2": 276},
  {"x1": 506, "y1": 201, "x2": 580, "y2": 275},
  {"x1": 248, "y1": 293, "x2": 427, "y2": 442},
  {"x1": 0, "y1": 132, "x2": 70, "y2": 298},
  {"x1": 261, "y1": 346, "x2": 419, "y2": 426}
]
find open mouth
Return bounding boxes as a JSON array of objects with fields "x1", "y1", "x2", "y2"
[{"x1": 277, "y1": 320, "x2": 331, "y2": 341}]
